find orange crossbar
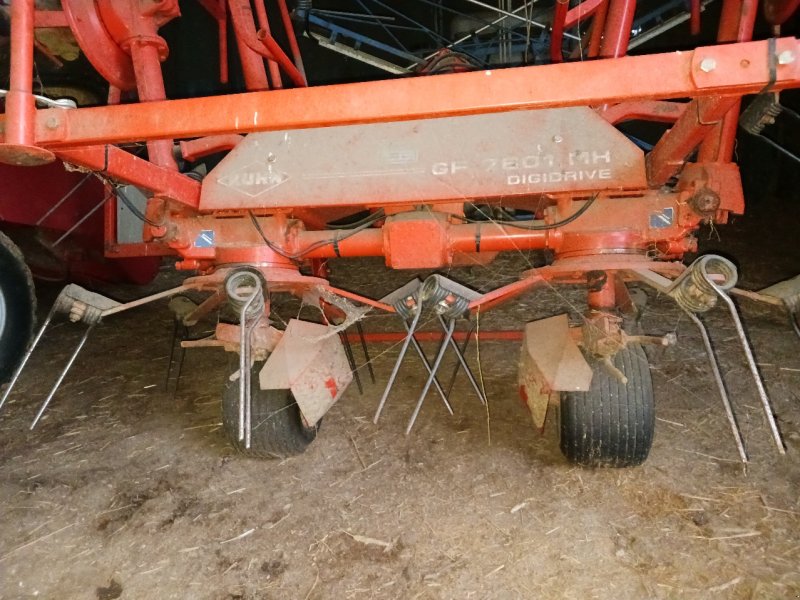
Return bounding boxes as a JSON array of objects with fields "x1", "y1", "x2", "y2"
[{"x1": 7, "y1": 38, "x2": 798, "y2": 150}]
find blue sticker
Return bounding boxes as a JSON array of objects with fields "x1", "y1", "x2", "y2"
[
  {"x1": 649, "y1": 207, "x2": 674, "y2": 229},
  {"x1": 195, "y1": 230, "x2": 215, "y2": 248}
]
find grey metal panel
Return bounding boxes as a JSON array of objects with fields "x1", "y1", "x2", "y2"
[
  {"x1": 201, "y1": 107, "x2": 646, "y2": 211},
  {"x1": 116, "y1": 185, "x2": 147, "y2": 244}
]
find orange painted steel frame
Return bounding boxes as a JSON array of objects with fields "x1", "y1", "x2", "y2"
[
  {"x1": 1, "y1": 0, "x2": 799, "y2": 281},
  {"x1": 18, "y1": 37, "x2": 799, "y2": 151}
]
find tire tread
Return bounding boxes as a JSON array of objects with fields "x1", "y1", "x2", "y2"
[
  {"x1": 222, "y1": 362, "x2": 318, "y2": 458},
  {"x1": 559, "y1": 343, "x2": 654, "y2": 468}
]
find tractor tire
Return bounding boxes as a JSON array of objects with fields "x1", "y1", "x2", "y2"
[
  {"x1": 222, "y1": 361, "x2": 318, "y2": 458},
  {"x1": 0, "y1": 231, "x2": 36, "y2": 384},
  {"x1": 559, "y1": 343, "x2": 654, "y2": 468}
]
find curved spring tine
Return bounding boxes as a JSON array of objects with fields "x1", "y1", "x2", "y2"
[
  {"x1": 373, "y1": 306, "x2": 422, "y2": 424},
  {"x1": 437, "y1": 315, "x2": 486, "y2": 405},
  {"x1": 405, "y1": 323, "x2": 454, "y2": 414},
  {"x1": 30, "y1": 324, "x2": 95, "y2": 429},
  {"x1": 406, "y1": 318, "x2": 457, "y2": 435},
  {"x1": 244, "y1": 314, "x2": 262, "y2": 450},
  {"x1": 715, "y1": 291, "x2": 785, "y2": 454},
  {"x1": 685, "y1": 310, "x2": 748, "y2": 464},
  {"x1": 0, "y1": 303, "x2": 59, "y2": 413}
]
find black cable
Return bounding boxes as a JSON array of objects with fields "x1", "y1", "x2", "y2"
[
  {"x1": 461, "y1": 193, "x2": 599, "y2": 230},
  {"x1": 326, "y1": 208, "x2": 385, "y2": 229},
  {"x1": 293, "y1": 212, "x2": 384, "y2": 257},
  {"x1": 249, "y1": 209, "x2": 384, "y2": 262},
  {"x1": 248, "y1": 211, "x2": 302, "y2": 263}
]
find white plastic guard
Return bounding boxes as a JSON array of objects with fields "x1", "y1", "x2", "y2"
[
  {"x1": 259, "y1": 319, "x2": 353, "y2": 426},
  {"x1": 518, "y1": 314, "x2": 593, "y2": 427}
]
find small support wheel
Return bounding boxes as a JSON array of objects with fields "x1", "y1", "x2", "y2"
[
  {"x1": 559, "y1": 343, "x2": 655, "y2": 468},
  {"x1": 0, "y1": 231, "x2": 36, "y2": 383},
  {"x1": 222, "y1": 361, "x2": 318, "y2": 458}
]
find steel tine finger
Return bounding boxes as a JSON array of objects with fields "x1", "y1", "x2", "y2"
[
  {"x1": 443, "y1": 322, "x2": 473, "y2": 399},
  {"x1": 406, "y1": 325, "x2": 452, "y2": 411},
  {"x1": 173, "y1": 347, "x2": 187, "y2": 396},
  {"x1": 373, "y1": 307, "x2": 422, "y2": 424},
  {"x1": 716, "y1": 292, "x2": 785, "y2": 454},
  {"x1": 340, "y1": 331, "x2": 362, "y2": 394},
  {"x1": 0, "y1": 305, "x2": 57, "y2": 413},
  {"x1": 437, "y1": 315, "x2": 486, "y2": 405},
  {"x1": 686, "y1": 311, "x2": 748, "y2": 464},
  {"x1": 244, "y1": 323, "x2": 252, "y2": 449},
  {"x1": 238, "y1": 297, "x2": 255, "y2": 442},
  {"x1": 171, "y1": 324, "x2": 189, "y2": 395},
  {"x1": 30, "y1": 324, "x2": 95, "y2": 429},
  {"x1": 356, "y1": 321, "x2": 376, "y2": 383},
  {"x1": 244, "y1": 314, "x2": 262, "y2": 450},
  {"x1": 406, "y1": 318, "x2": 457, "y2": 435},
  {"x1": 165, "y1": 319, "x2": 180, "y2": 392}
]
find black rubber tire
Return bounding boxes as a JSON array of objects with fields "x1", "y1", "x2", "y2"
[
  {"x1": 0, "y1": 231, "x2": 36, "y2": 384},
  {"x1": 222, "y1": 361, "x2": 318, "y2": 458},
  {"x1": 559, "y1": 343, "x2": 655, "y2": 468}
]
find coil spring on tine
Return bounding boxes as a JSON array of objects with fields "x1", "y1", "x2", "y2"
[
  {"x1": 53, "y1": 294, "x2": 103, "y2": 325},
  {"x1": 672, "y1": 255, "x2": 738, "y2": 314},
  {"x1": 296, "y1": 0, "x2": 313, "y2": 11},
  {"x1": 420, "y1": 275, "x2": 470, "y2": 319},
  {"x1": 394, "y1": 292, "x2": 420, "y2": 321},
  {"x1": 225, "y1": 270, "x2": 265, "y2": 320}
]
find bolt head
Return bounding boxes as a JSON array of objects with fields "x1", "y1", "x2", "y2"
[
  {"x1": 699, "y1": 57, "x2": 717, "y2": 73},
  {"x1": 45, "y1": 116, "x2": 60, "y2": 130},
  {"x1": 690, "y1": 187, "x2": 721, "y2": 215},
  {"x1": 778, "y1": 50, "x2": 796, "y2": 65}
]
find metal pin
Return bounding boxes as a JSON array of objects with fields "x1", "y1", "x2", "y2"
[
  {"x1": 406, "y1": 318, "x2": 457, "y2": 435},
  {"x1": 30, "y1": 324, "x2": 95, "y2": 429},
  {"x1": 356, "y1": 321, "x2": 376, "y2": 384},
  {"x1": 686, "y1": 311, "x2": 748, "y2": 463},
  {"x1": 339, "y1": 331, "x2": 362, "y2": 394},
  {"x1": 165, "y1": 320, "x2": 189, "y2": 393},
  {"x1": 165, "y1": 319, "x2": 180, "y2": 391},
  {"x1": 373, "y1": 306, "x2": 422, "y2": 424},
  {"x1": 172, "y1": 344, "x2": 187, "y2": 394}
]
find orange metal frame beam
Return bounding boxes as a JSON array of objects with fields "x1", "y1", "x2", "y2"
[{"x1": 5, "y1": 37, "x2": 798, "y2": 150}]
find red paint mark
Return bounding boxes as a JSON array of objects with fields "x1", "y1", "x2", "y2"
[
  {"x1": 518, "y1": 385, "x2": 528, "y2": 406},
  {"x1": 325, "y1": 377, "x2": 338, "y2": 398}
]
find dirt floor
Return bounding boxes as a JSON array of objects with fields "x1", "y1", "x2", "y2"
[{"x1": 2, "y1": 211, "x2": 800, "y2": 599}]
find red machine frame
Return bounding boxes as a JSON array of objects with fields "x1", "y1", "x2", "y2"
[
  {"x1": 1, "y1": 0, "x2": 798, "y2": 305},
  {"x1": 1, "y1": 0, "x2": 798, "y2": 465}
]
